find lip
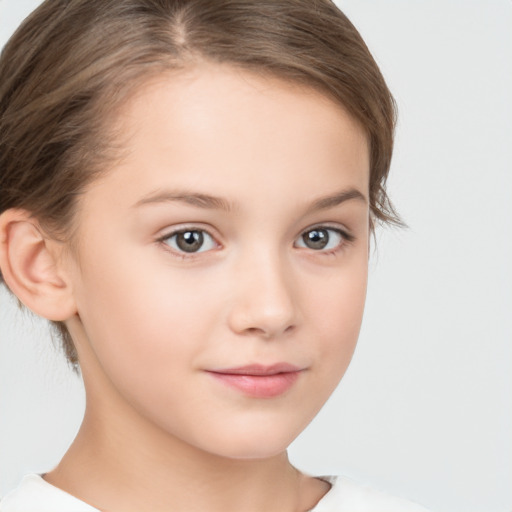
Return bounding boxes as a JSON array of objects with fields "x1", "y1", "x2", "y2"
[{"x1": 205, "y1": 363, "x2": 304, "y2": 398}]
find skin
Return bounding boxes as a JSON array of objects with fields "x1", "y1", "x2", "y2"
[{"x1": 20, "y1": 63, "x2": 371, "y2": 511}]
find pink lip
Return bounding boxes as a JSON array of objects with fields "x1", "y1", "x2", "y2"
[{"x1": 206, "y1": 363, "x2": 303, "y2": 398}]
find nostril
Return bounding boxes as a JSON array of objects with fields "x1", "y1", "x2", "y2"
[{"x1": 243, "y1": 324, "x2": 295, "y2": 339}]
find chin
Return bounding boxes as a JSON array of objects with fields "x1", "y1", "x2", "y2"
[
  {"x1": 194, "y1": 420, "x2": 305, "y2": 461},
  {"x1": 209, "y1": 440, "x2": 291, "y2": 461}
]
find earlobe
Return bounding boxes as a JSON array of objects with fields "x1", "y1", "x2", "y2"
[{"x1": 0, "y1": 209, "x2": 77, "y2": 321}]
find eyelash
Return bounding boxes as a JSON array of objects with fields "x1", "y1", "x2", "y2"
[
  {"x1": 157, "y1": 227, "x2": 219, "y2": 259},
  {"x1": 295, "y1": 226, "x2": 355, "y2": 256},
  {"x1": 156, "y1": 225, "x2": 355, "y2": 260}
]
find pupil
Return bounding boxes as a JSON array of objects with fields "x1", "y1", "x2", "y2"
[
  {"x1": 304, "y1": 229, "x2": 328, "y2": 250},
  {"x1": 177, "y1": 231, "x2": 203, "y2": 252}
]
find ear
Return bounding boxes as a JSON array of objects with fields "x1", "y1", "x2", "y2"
[{"x1": 0, "y1": 209, "x2": 77, "y2": 321}]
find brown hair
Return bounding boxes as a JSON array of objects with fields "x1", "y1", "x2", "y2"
[{"x1": 0, "y1": 0, "x2": 399, "y2": 366}]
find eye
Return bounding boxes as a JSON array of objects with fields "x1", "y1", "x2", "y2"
[
  {"x1": 295, "y1": 227, "x2": 349, "y2": 252},
  {"x1": 161, "y1": 229, "x2": 217, "y2": 254}
]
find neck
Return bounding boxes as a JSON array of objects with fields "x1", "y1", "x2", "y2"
[{"x1": 44, "y1": 402, "x2": 327, "y2": 512}]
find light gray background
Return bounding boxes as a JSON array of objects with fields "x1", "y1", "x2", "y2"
[{"x1": 1, "y1": 1, "x2": 511, "y2": 511}]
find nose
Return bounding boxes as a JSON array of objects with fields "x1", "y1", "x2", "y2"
[{"x1": 227, "y1": 249, "x2": 299, "y2": 340}]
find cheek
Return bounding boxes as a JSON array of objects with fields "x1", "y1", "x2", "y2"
[
  {"x1": 73, "y1": 256, "x2": 218, "y2": 425},
  {"x1": 73, "y1": 242, "x2": 211, "y2": 371},
  {"x1": 307, "y1": 258, "x2": 368, "y2": 374}
]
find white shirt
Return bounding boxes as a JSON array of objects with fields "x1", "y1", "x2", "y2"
[{"x1": 0, "y1": 474, "x2": 429, "y2": 511}]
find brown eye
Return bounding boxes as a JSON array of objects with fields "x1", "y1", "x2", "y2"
[
  {"x1": 176, "y1": 231, "x2": 204, "y2": 252},
  {"x1": 296, "y1": 227, "x2": 347, "y2": 252},
  {"x1": 302, "y1": 229, "x2": 329, "y2": 250},
  {"x1": 163, "y1": 229, "x2": 216, "y2": 254}
]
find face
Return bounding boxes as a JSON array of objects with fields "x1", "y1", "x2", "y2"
[{"x1": 65, "y1": 63, "x2": 370, "y2": 459}]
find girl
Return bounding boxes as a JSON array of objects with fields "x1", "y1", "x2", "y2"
[{"x1": 0, "y1": 1, "x2": 429, "y2": 510}]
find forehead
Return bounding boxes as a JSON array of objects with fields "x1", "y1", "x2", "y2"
[{"x1": 82, "y1": 63, "x2": 370, "y2": 213}]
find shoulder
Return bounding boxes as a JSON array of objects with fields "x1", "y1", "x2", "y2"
[
  {"x1": 0, "y1": 474, "x2": 98, "y2": 512},
  {"x1": 312, "y1": 475, "x2": 430, "y2": 512}
]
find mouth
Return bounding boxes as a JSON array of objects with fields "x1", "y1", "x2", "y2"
[{"x1": 205, "y1": 363, "x2": 304, "y2": 398}]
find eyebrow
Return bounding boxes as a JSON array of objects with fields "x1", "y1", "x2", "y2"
[
  {"x1": 132, "y1": 191, "x2": 233, "y2": 211},
  {"x1": 132, "y1": 187, "x2": 367, "y2": 212},
  {"x1": 307, "y1": 188, "x2": 367, "y2": 213}
]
